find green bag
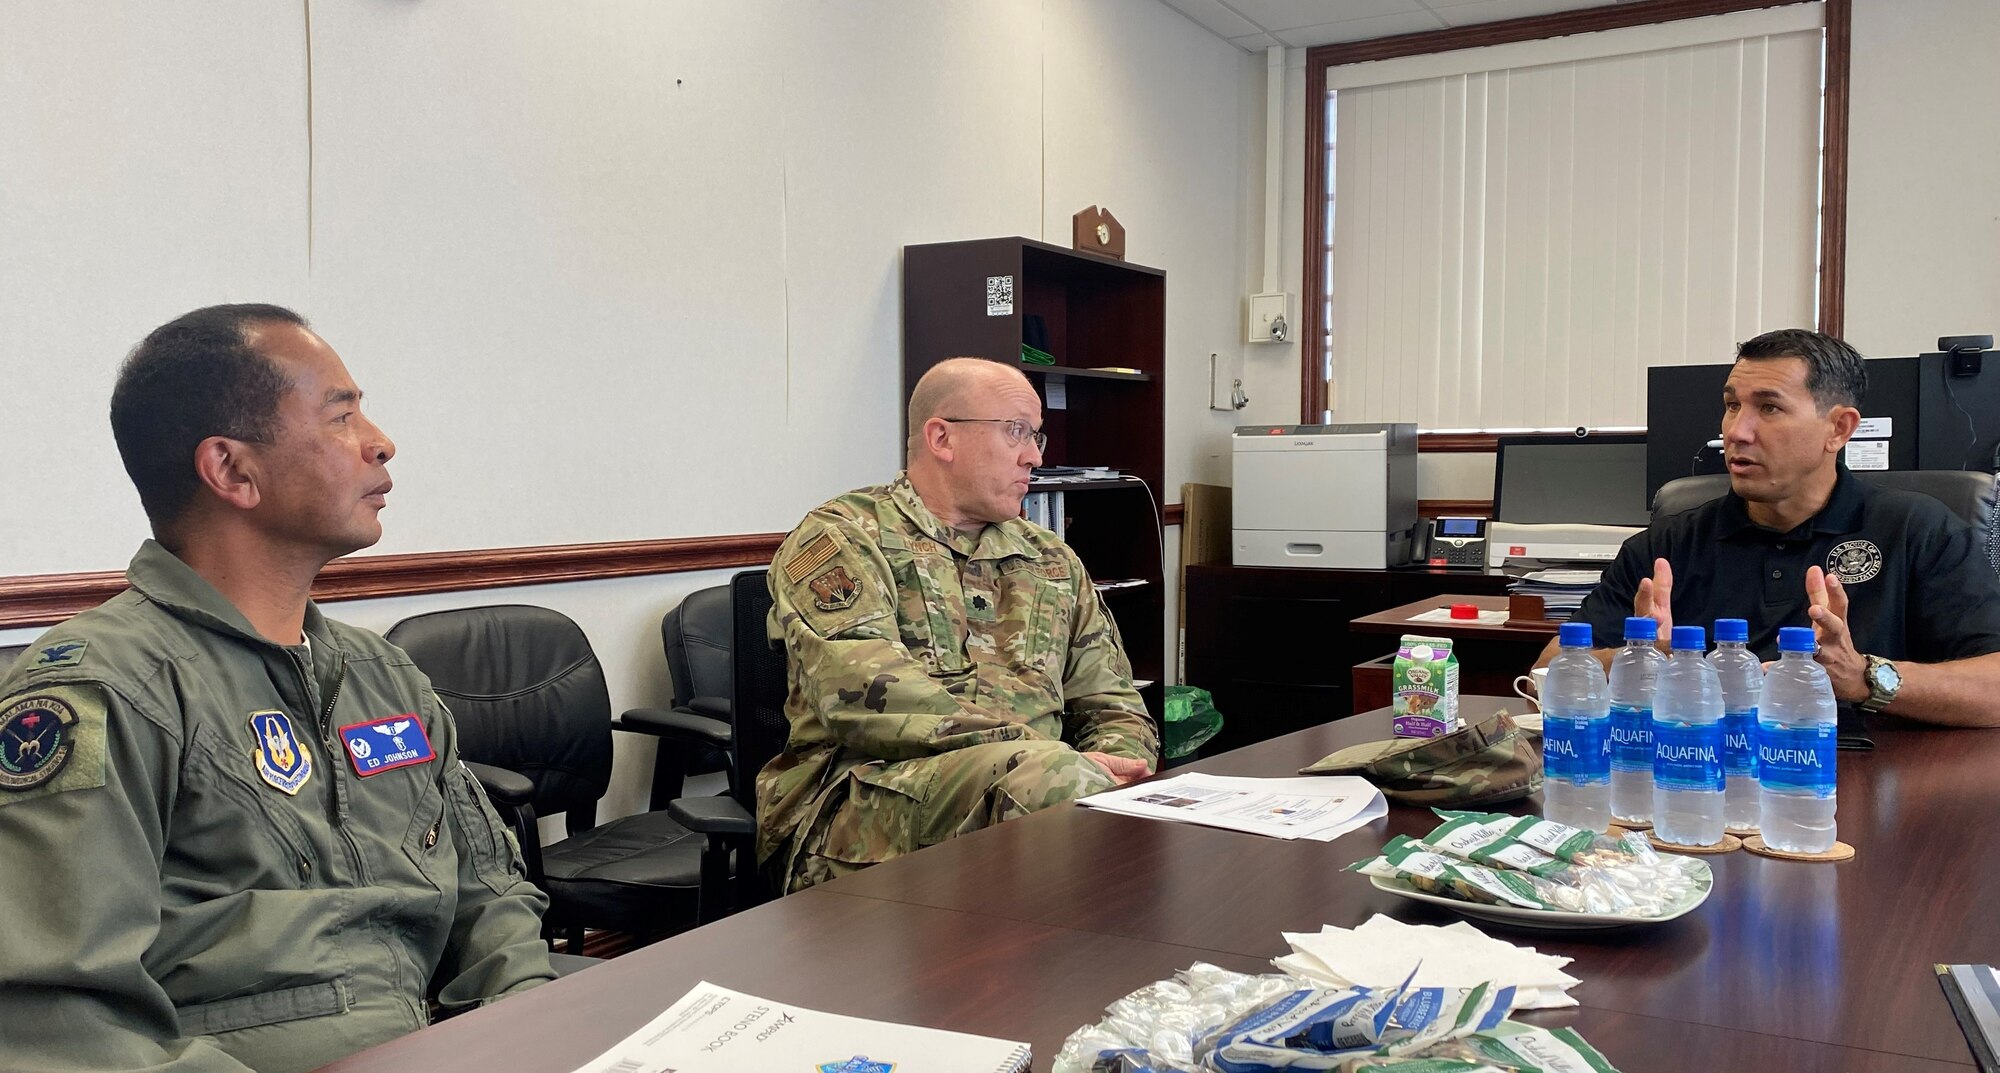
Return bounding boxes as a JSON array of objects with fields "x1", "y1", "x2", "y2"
[
  {"x1": 1162, "y1": 685, "x2": 1224, "y2": 759},
  {"x1": 1299, "y1": 709, "x2": 1542, "y2": 807}
]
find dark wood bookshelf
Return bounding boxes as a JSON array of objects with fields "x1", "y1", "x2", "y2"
[{"x1": 903, "y1": 236, "x2": 1167, "y2": 714}]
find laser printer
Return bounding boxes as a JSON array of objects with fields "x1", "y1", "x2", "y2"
[{"x1": 1232, "y1": 423, "x2": 1417, "y2": 569}]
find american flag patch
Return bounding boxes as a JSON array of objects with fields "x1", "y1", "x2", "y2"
[{"x1": 784, "y1": 532, "x2": 838, "y2": 584}]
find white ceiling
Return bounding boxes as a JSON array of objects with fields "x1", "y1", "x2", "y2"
[{"x1": 1157, "y1": 0, "x2": 1624, "y2": 50}]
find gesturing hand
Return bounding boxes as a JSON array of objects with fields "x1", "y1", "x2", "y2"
[
  {"x1": 1805, "y1": 565, "x2": 1868, "y2": 703},
  {"x1": 1633, "y1": 557, "x2": 1674, "y2": 645}
]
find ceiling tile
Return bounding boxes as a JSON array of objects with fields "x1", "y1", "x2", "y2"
[
  {"x1": 1428, "y1": 0, "x2": 1611, "y2": 24},
  {"x1": 1229, "y1": 0, "x2": 1426, "y2": 32},
  {"x1": 1273, "y1": 9, "x2": 1446, "y2": 47},
  {"x1": 1156, "y1": 0, "x2": 1266, "y2": 39}
]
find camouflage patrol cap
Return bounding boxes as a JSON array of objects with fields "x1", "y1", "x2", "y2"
[{"x1": 1299, "y1": 709, "x2": 1541, "y2": 807}]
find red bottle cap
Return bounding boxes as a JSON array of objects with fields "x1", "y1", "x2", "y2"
[{"x1": 1449, "y1": 603, "x2": 1478, "y2": 619}]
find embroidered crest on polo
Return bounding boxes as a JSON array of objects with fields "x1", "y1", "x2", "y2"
[
  {"x1": 337, "y1": 714, "x2": 435, "y2": 777},
  {"x1": 1826, "y1": 539, "x2": 1883, "y2": 585},
  {"x1": 248, "y1": 709, "x2": 313, "y2": 795},
  {"x1": 0, "y1": 695, "x2": 79, "y2": 791}
]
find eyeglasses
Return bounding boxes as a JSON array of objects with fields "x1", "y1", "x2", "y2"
[{"x1": 941, "y1": 417, "x2": 1048, "y2": 451}]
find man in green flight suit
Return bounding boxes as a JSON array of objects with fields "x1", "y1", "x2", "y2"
[
  {"x1": 0, "y1": 305, "x2": 555, "y2": 1073},
  {"x1": 758, "y1": 357, "x2": 1160, "y2": 893}
]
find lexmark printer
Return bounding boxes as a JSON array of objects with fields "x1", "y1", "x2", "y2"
[{"x1": 1232, "y1": 423, "x2": 1417, "y2": 569}]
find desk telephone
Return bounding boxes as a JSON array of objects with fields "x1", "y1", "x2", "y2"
[{"x1": 1417, "y1": 517, "x2": 1488, "y2": 569}]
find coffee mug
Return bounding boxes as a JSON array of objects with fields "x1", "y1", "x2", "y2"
[{"x1": 1511, "y1": 666, "x2": 1549, "y2": 712}]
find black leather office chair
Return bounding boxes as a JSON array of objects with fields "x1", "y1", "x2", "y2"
[
  {"x1": 384, "y1": 605, "x2": 710, "y2": 950},
  {"x1": 641, "y1": 585, "x2": 734, "y2": 810},
  {"x1": 668, "y1": 569, "x2": 790, "y2": 924},
  {"x1": 1651, "y1": 471, "x2": 2000, "y2": 571}
]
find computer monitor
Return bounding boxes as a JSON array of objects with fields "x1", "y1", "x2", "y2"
[{"x1": 1493, "y1": 434, "x2": 1650, "y2": 527}]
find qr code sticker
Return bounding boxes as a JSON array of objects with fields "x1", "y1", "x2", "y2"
[{"x1": 985, "y1": 275, "x2": 1014, "y2": 317}]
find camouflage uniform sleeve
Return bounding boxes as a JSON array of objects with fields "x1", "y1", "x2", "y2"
[
  {"x1": 774, "y1": 515, "x2": 1054, "y2": 759},
  {"x1": 1058, "y1": 554, "x2": 1160, "y2": 767},
  {"x1": 0, "y1": 676, "x2": 257, "y2": 1073},
  {"x1": 425, "y1": 691, "x2": 556, "y2": 1013}
]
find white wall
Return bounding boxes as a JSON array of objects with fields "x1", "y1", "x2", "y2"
[
  {"x1": 1, "y1": 1, "x2": 1254, "y2": 819},
  {"x1": 1843, "y1": 0, "x2": 2000, "y2": 358}
]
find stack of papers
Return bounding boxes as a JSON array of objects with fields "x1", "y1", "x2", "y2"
[
  {"x1": 1505, "y1": 568, "x2": 1602, "y2": 616},
  {"x1": 1078, "y1": 774, "x2": 1386, "y2": 841},
  {"x1": 1274, "y1": 915, "x2": 1581, "y2": 1009},
  {"x1": 568, "y1": 982, "x2": 1031, "y2": 1073}
]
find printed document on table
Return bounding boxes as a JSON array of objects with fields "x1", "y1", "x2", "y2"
[
  {"x1": 1078, "y1": 774, "x2": 1386, "y2": 841},
  {"x1": 567, "y1": 982, "x2": 1030, "y2": 1073},
  {"x1": 1406, "y1": 606, "x2": 1510, "y2": 625}
]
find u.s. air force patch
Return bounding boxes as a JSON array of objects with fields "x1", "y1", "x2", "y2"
[
  {"x1": 0, "y1": 695, "x2": 79, "y2": 791},
  {"x1": 249, "y1": 709, "x2": 313, "y2": 795},
  {"x1": 809, "y1": 566, "x2": 861, "y2": 611},
  {"x1": 1827, "y1": 539, "x2": 1883, "y2": 585}
]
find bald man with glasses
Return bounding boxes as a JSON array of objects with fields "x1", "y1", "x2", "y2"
[{"x1": 757, "y1": 358, "x2": 1159, "y2": 893}]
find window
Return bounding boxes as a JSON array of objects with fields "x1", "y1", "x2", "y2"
[{"x1": 1304, "y1": 3, "x2": 1844, "y2": 430}]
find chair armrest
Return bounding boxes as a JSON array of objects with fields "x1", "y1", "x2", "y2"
[
  {"x1": 463, "y1": 761, "x2": 536, "y2": 808},
  {"x1": 617, "y1": 705, "x2": 732, "y2": 749},
  {"x1": 668, "y1": 795, "x2": 755, "y2": 837}
]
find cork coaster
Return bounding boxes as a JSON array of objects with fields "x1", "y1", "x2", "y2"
[
  {"x1": 1742, "y1": 835, "x2": 1855, "y2": 862},
  {"x1": 1725, "y1": 825, "x2": 1761, "y2": 837},
  {"x1": 1611, "y1": 819, "x2": 1652, "y2": 832},
  {"x1": 1647, "y1": 832, "x2": 1743, "y2": 855}
]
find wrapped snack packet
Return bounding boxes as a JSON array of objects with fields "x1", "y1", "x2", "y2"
[
  {"x1": 1349, "y1": 837, "x2": 1561, "y2": 911},
  {"x1": 1414, "y1": 816, "x2": 1639, "y2": 915},
  {"x1": 1199, "y1": 972, "x2": 1516, "y2": 1072}
]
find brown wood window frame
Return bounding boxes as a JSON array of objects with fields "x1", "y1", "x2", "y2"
[{"x1": 1299, "y1": 0, "x2": 1851, "y2": 423}]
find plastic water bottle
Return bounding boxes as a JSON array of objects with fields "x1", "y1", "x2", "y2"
[
  {"x1": 1609, "y1": 617, "x2": 1665, "y2": 825},
  {"x1": 1708, "y1": 619, "x2": 1765, "y2": 833},
  {"x1": 1652, "y1": 625, "x2": 1725, "y2": 846},
  {"x1": 1541, "y1": 622, "x2": 1612, "y2": 832},
  {"x1": 1758, "y1": 627, "x2": 1839, "y2": 853}
]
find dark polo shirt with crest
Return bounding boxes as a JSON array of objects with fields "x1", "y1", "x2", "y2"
[{"x1": 1573, "y1": 467, "x2": 2000, "y2": 664}]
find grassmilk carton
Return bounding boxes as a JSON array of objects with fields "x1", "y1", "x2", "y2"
[{"x1": 1392, "y1": 634, "x2": 1461, "y2": 738}]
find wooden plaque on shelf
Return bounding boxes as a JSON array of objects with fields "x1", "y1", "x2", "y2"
[{"x1": 1071, "y1": 206, "x2": 1125, "y2": 260}]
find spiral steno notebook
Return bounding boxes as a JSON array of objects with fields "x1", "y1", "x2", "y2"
[
  {"x1": 1938, "y1": 963, "x2": 2000, "y2": 1073},
  {"x1": 567, "y1": 981, "x2": 1031, "y2": 1073}
]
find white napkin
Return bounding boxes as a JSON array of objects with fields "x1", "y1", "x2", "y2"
[{"x1": 1275, "y1": 915, "x2": 1581, "y2": 1009}]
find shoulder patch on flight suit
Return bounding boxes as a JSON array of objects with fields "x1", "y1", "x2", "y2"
[
  {"x1": 29, "y1": 640, "x2": 88, "y2": 669},
  {"x1": 786, "y1": 532, "x2": 840, "y2": 584},
  {"x1": 809, "y1": 566, "x2": 862, "y2": 611},
  {"x1": 0, "y1": 685, "x2": 107, "y2": 803},
  {"x1": 249, "y1": 709, "x2": 314, "y2": 795}
]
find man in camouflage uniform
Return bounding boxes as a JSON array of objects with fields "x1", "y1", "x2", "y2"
[
  {"x1": 758, "y1": 358, "x2": 1160, "y2": 892},
  {"x1": 0, "y1": 305, "x2": 554, "y2": 1073}
]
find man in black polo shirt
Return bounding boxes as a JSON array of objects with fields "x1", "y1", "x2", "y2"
[{"x1": 1544, "y1": 328, "x2": 2000, "y2": 729}]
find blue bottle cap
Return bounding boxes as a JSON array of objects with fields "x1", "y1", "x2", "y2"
[
  {"x1": 1623, "y1": 616, "x2": 1658, "y2": 641},
  {"x1": 1670, "y1": 625, "x2": 1706, "y2": 651},
  {"x1": 1714, "y1": 618, "x2": 1749, "y2": 643},
  {"x1": 1777, "y1": 626, "x2": 1817, "y2": 652},
  {"x1": 1558, "y1": 622, "x2": 1593, "y2": 648}
]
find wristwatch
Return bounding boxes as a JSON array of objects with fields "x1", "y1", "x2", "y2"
[{"x1": 1859, "y1": 654, "x2": 1902, "y2": 713}]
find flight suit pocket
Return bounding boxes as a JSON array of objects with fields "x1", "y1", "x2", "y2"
[
  {"x1": 181, "y1": 725, "x2": 320, "y2": 888},
  {"x1": 177, "y1": 979, "x2": 349, "y2": 1036},
  {"x1": 400, "y1": 778, "x2": 452, "y2": 895},
  {"x1": 444, "y1": 762, "x2": 522, "y2": 897},
  {"x1": 819, "y1": 761, "x2": 938, "y2": 864}
]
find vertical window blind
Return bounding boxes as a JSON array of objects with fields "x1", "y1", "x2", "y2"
[{"x1": 1323, "y1": 6, "x2": 1825, "y2": 429}]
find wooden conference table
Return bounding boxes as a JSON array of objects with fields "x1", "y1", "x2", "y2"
[{"x1": 321, "y1": 697, "x2": 1997, "y2": 1072}]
